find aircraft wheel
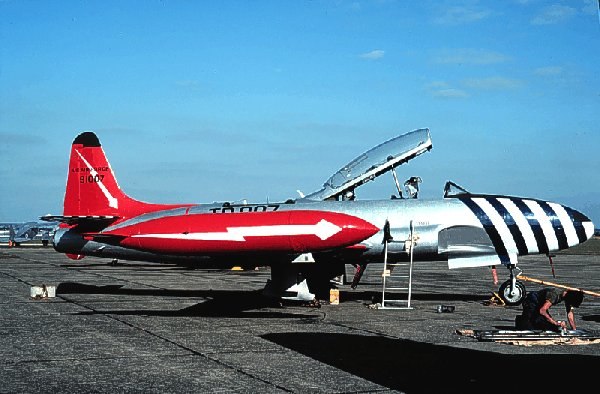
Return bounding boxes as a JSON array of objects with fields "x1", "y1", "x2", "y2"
[{"x1": 498, "y1": 280, "x2": 526, "y2": 306}]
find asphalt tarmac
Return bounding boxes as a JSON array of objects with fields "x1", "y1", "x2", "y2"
[{"x1": 1, "y1": 241, "x2": 599, "y2": 393}]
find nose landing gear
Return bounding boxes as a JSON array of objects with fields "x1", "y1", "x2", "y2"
[{"x1": 498, "y1": 264, "x2": 526, "y2": 306}]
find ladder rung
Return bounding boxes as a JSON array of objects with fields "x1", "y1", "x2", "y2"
[{"x1": 385, "y1": 287, "x2": 409, "y2": 290}]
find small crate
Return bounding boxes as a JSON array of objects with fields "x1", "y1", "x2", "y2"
[{"x1": 329, "y1": 288, "x2": 340, "y2": 305}]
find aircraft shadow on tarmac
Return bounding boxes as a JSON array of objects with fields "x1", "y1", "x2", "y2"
[
  {"x1": 56, "y1": 282, "x2": 491, "y2": 317},
  {"x1": 262, "y1": 332, "x2": 600, "y2": 393},
  {"x1": 57, "y1": 282, "x2": 320, "y2": 319}
]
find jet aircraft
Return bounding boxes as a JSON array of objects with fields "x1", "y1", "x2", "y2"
[{"x1": 41, "y1": 129, "x2": 595, "y2": 305}]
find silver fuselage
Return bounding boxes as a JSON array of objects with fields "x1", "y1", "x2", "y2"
[{"x1": 53, "y1": 195, "x2": 595, "y2": 269}]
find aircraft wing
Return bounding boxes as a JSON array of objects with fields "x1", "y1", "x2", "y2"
[
  {"x1": 439, "y1": 225, "x2": 517, "y2": 268},
  {"x1": 303, "y1": 128, "x2": 432, "y2": 201}
]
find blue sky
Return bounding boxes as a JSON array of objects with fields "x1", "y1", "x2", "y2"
[{"x1": 1, "y1": 0, "x2": 599, "y2": 226}]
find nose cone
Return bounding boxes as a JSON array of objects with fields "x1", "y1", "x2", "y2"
[
  {"x1": 582, "y1": 217, "x2": 595, "y2": 241},
  {"x1": 566, "y1": 206, "x2": 594, "y2": 242}
]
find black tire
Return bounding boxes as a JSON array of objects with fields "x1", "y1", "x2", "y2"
[{"x1": 498, "y1": 280, "x2": 526, "y2": 306}]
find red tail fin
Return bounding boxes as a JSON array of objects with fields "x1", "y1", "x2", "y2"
[{"x1": 63, "y1": 132, "x2": 190, "y2": 219}]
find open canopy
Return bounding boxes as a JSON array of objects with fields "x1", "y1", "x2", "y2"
[{"x1": 303, "y1": 128, "x2": 432, "y2": 201}]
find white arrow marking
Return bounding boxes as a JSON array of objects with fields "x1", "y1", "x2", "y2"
[
  {"x1": 132, "y1": 219, "x2": 342, "y2": 242},
  {"x1": 75, "y1": 149, "x2": 119, "y2": 209}
]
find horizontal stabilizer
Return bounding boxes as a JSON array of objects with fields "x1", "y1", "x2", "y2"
[{"x1": 40, "y1": 215, "x2": 119, "y2": 225}]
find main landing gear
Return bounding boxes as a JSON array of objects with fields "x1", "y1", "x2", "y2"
[{"x1": 498, "y1": 264, "x2": 526, "y2": 306}]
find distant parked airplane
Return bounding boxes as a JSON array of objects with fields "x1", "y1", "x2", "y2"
[{"x1": 0, "y1": 221, "x2": 58, "y2": 247}]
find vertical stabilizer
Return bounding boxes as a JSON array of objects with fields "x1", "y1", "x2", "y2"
[{"x1": 63, "y1": 131, "x2": 190, "y2": 219}]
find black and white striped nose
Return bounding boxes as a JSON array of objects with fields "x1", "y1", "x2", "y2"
[
  {"x1": 565, "y1": 205, "x2": 594, "y2": 243},
  {"x1": 460, "y1": 196, "x2": 594, "y2": 257}
]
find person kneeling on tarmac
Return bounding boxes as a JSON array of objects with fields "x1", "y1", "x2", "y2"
[{"x1": 516, "y1": 288, "x2": 584, "y2": 331}]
